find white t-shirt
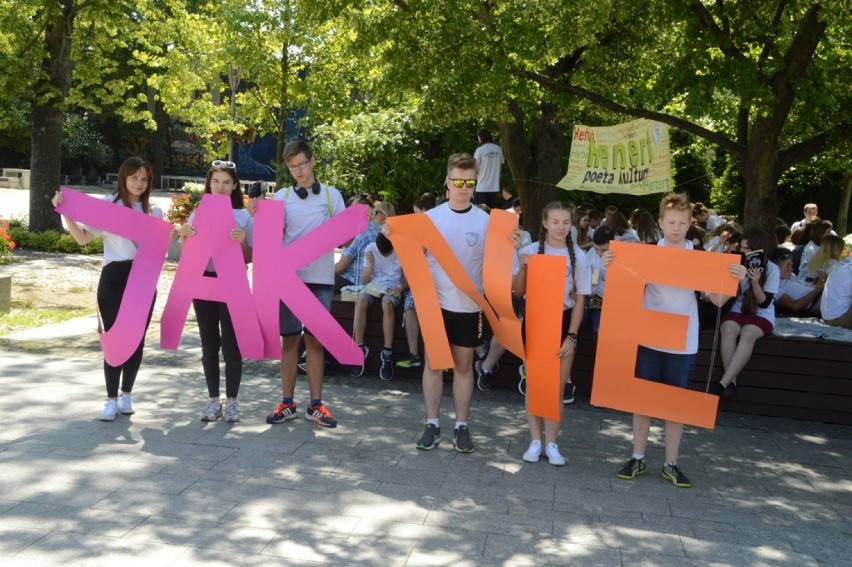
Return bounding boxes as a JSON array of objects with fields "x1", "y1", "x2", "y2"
[
  {"x1": 587, "y1": 247, "x2": 607, "y2": 297},
  {"x1": 363, "y1": 242, "x2": 403, "y2": 288},
  {"x1": 187, "y1": 207, "x2": 254, "y2": 272},
  {"x1": 424, "y1": 203, "x2": 490, "y2": 313},
  {"x1": 83, "y1": 195, "x2": 164, "y2": 266},
  {"x1": 473, "y1": 142, "x2": 504, "y2": 194},
  {"x1": 776, "y1": 276, "x2": 814, "y2": 304},
  {"x1": 821, "y1": 259, "x2": 852, "y2": 321},
  {"x1": 273, "y1": 183, "x2": 345, "y2": 284},
  {"x1": 514, "y1": 242, "x2": 591, "y2": 309},
  {"x1": 641, "y1": 239, "x2": 700, "y2": 354},
  {"x1": 615, "y1": 228, "x2": 640, "y2": 243},
  {"x1": 729, "y1": 260, "x2": 781, "y2": 325},
  {"x1": 706, "y1": 214, "x2": 726, "y2": 231},
  {"x1": 798, "y1": 241, "x2": 819, "y2": 275}
]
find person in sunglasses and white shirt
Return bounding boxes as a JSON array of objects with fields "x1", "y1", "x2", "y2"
[{"x1": 414, "y1": 153, "x2": 490, "y2": 454}]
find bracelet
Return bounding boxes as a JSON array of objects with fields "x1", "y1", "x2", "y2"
[{"x1": 566, "y1": 332, "x2": 577, "y2": 342}]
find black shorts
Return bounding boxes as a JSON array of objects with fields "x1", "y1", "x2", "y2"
[
  {"x1": 441, "y1": 309, "x2": 483, "y2": 348},
  {"x1": 521, "y1": 309, "x2": 571, "y2": 343}
]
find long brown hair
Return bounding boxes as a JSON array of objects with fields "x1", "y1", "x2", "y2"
[
  {"x1": 115, "y1": 157, "x2": 153, "y2": 213},
  {"x1": 537, "y1": 201, "x2": 577, "y2": 293},
  {"x1": 205, "y1": 163, "x2": 245, "y2": 209}
]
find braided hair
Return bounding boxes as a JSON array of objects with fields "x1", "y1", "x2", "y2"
[{"x1": 538, "y1": 201, "x2": 578, "y2": 296}]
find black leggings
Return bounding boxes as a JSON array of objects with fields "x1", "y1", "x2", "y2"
[
  {"x1": 98, "y1": 261, "x2": 155, "y2": 398},
  {"x1": 193, "y1": 295, "x2": 242, "y2": 399}
]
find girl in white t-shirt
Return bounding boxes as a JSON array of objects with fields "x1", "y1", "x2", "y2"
[
  {"x1": 512, "y1": 201, "x2": 591, "y2": 466},
  {"x1": 714, "y1": 229, "x2": 780, "y2": 396},
  {"x1": 52, "y1": 157, "x2": 172, "y2": 421},
  {"x1": 178, "y1": 161, "x2": 253, "y2": 423}
]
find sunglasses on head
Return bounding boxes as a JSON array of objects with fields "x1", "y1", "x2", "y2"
[
  {"x1": 212, "y1": 160, "x2": 236, "y2": 169},
  {"x1": 449, "y1": 178, "x2": 477, "y2": 189}
]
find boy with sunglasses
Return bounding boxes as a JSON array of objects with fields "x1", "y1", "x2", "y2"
[{"x1": 415, "y1": 153, "x2": 489, "y2": 453}]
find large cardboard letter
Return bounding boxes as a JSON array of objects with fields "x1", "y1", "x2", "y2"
[
  {"x1": 590, "y1": 241, "x2": 738, "y2": 428},
  {"x1": 252, "y1": 200, "x2": 367, "y2": 364},
  {"x1": 525, "y1": 255, "x2": 567, "y2": 422},
  {"x1": 55, "y1": 187, "x2": 171, "y2": 366},
  {"x1": 160, "y1": 194, "x2": 263, "y2": 358},
  {"x1": 387, "y1": 209, "x2": 523, "y2": 370}
]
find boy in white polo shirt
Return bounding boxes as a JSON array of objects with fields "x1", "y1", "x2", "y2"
[
  {"x1": 264, "y1": 140, "x2": 345, "y2": 428},
  {"x1": 416, "y1": 153, "x2": 490, "y2": 453}
]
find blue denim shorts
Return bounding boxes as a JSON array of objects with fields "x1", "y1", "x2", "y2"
[
  {"x1": 279, "y1": 283, "x2": 334, "y2": 337},
  {"x1": 634, "y1": 345, "x2": 695, "y2": 389}
]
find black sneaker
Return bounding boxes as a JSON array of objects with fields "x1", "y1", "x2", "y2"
[
  {"x1": 305, "y1": 403, "x2": 337, "y2": 428},
  {"x1": 266, "y1": 401, "x2": 298, "y2": 424},
  {"x1": 474, "y1": 359, "x2": 493, "y2": 392},
  {"x1": 379, "y1": 349, "x2": 394, "y2": 381},
  {"x1": 708, "y1": 381, "x2": 725, "y2": 396},
  {"x1": 416, "y1": 424, "x2": 441, "y2": 450},
  {"x1": 563, "y1": 382, "x2": 576, "y2": 405},
  {"x1": 721, "y1": 382, "x2": 738, "y2": 398},
  {"x1": 350, "y1": 344, "x2": 369, "y2": 377},
  {"x1": 661, "y1": 463, "x2": 692, "y2": 488},
  {"x1": 453, "y1": 425, "x2": 474, "y2": 453},
  {"x1": 616, "y1": 457, "x2": 647, "y2": 480}
]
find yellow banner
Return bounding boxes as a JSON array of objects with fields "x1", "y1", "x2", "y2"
[{"x1": 557, "y1": 119, "x2": 672, "y2": 195}]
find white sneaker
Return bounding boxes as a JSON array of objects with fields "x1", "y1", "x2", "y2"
[
  {"x1": 522, "y1": 441, "x2": 542, "y2": 463},
  {"x1": 117, "y1": 393, "x2": 135, "y2": 415},
  {"x1": 99, "y1": 400, "x2": 118, "y2": 422},
  {"x1": 223, "y1": 398, "x2": 240, "y2": 423},
  {"x1": 546, "y1": 443, "x2": 566, "y2": 466},
  {"x1": 200, "y1": 399, "x2": 223, "y2": 422}
]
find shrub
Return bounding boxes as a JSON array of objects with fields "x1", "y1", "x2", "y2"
[
  {"x1": 0, "y1": 216, "x2": 16, "y2": 263},
  {"x1": 8, "y1": 224, "x2": 103, "y2": 255}
]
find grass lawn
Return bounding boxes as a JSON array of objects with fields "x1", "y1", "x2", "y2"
[{"x1": 0, "y1": 299, "x2": 93, "y2": 335}]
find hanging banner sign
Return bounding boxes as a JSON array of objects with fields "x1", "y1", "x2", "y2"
[{"x1": 557, "y1": 118, "x2": 672, "y2": 195}]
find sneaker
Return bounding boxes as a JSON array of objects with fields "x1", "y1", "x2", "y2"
[
  {"x1": 453, "y1": 425, "x2": 474, "y2": 453},
  {"x1": 117, "y1": 393, "x2": 135, "y2": 415},
  {"x1": 721, "y1": 382, "x2": 738, "y2": 398},
  {"x1": 297, "y1": 361, "x2": 308, "y2": 375},
  {"x1": 396, "y1": 354, "x2": 422, "y2": 368},
  {"x1": 305, "y1": 403, "x2": 338, "y2": 428},
  {"x1": 546, "y1": 444, "x2": 566, "y2": 466},
  {"x1": 563, "y1": 382, "x2": 576, "y2": 405},
  {"x1": 477, "y1": 338, "x2": 489, "y2": 361},
  {"x1": 474, "y1": 359, "x2": 493, "y2": 392},
  {"x1": 522, "y1": 441, "x2": 542, "y2": 463},
  {"x1": 266, "y1": 400, "x2": 298, "y2": 424},
  {"x1": 351, "y1": 344, "x2": 369, "y2": 377},
  {"x1": 223, "y1": 398, "x2": 240, "y2": 423},
  {"x1": 200, "y1": 399, "x2": 223, "y2": 422},
  {"x1": 661, "y1": 463, "x2": 692, "y2": 488},
  {"x1": 379, "y1": 349, "x2": 394, "y2": 381},
  {"x1": 99, "y1": 400, "x2": 117, "y2": 422},
  {"x1": 616, "y1": 457, "x2": 647, "y2": 480},
  {"x1": 709, "y1": 381, "x2": 725, "y2": 396},
  {"x1": 518, "y1": 364, "x2": 526, "y2": 396},
  {"x1": 415, "y1": 424, "x2": 441, "y2": 450}
]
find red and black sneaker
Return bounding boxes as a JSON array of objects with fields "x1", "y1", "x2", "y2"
[
  {"x1": 305, "y1": 403, "x2": 338, "y2": 428},
  {"x1": 266, "y1": 401, "x2": 298, "y2": 424}
]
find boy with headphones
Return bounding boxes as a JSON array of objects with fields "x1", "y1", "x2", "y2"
[{"x1": 265, "y1": 140, "x2": 346, "y2": 428}]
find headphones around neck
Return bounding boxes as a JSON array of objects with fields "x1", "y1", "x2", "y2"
[{"x1": 293, "y1": 182, "x2": 321, "y2": 200}]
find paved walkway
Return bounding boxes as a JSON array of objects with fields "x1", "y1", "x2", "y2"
[{"x1": 0, "y1": 257, "x2": 851, "y2": 565}]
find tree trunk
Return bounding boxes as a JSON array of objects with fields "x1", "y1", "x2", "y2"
[
  {"x1": 151, "y1": 97, "x2": 169, "y2": 191},
  {"x1": 837, "y1": 173, "x2": 851, "y2": 236},
  {"x1": 498, "y1": 102, "x2": 564, "y2": 234},
  {"x1": 29, "y1": 8, "x2": 75, "y2": 232}
]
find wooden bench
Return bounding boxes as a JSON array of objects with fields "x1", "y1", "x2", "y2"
[{"x1": 330, "y1": 298, "x2": 852, "y2": 425}]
